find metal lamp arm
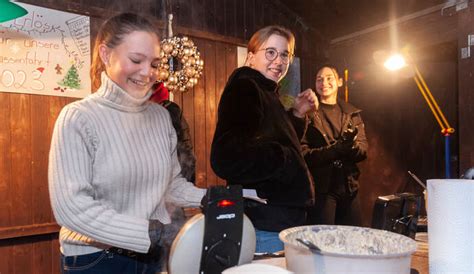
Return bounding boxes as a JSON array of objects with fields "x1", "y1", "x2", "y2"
[{"x1": 412, "y1": 66, "x2": 455, "y2": 135}]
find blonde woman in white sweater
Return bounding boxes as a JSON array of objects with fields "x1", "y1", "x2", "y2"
[{"x1": 48, "y1": 13, "x2": 205, "y2": 273}]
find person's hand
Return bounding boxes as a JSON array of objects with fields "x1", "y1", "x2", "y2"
[
  {"x1": 341, "y1": 127, "x2": 358, "y2": 143},
  {"x1": 148, "y1": 220, "x2": 164, "y2": 252},
  {"x1": 200, "y1": 192, "x2": 209, "y2": 214},
  {"x1": 293, "y1": 89, "x2": 319, "y2": 118},
  {"x1": 333, "y1": 127, "x2": 359, "y2": 156},
  {"x1": 333, "y1": 138, "x2": 354, "y2": 155}
]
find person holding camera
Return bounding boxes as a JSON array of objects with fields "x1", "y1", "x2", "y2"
[{"x1": 303, "y1": 65, "x2": 368, "y2": 226}]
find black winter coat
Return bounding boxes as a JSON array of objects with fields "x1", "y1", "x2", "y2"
[
  {"x1": 302, "y1": 100, "x2": 368, "y2": 194},
  {"x1": 211, "y1": 67, "x2": 314, "y2": 231},
  {"x1": 162, "y1": 100, "x2": 196, "y2": 184},
  {"x1": 153, "y1": 100, "x2": 197, "y2": 270}
]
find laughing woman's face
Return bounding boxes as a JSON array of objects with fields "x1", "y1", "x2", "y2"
[
  {"x1": 100, "y1": 31, "x2": 161, "y2": 98},
  {"x1": 315, "y1": 67, "x2": 342, "y2": 103}
]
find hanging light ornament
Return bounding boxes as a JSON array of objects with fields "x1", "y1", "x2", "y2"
[{"x1": 157, "y1": 14, "x2": 204, "y2": 93}]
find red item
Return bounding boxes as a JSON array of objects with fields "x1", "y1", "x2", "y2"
[
  {"x1": 217, "y1": 199, "x2": 236, "y2": 207},
  {"x1": 150, "y1": 82, "x2": 169, "y2": 103}
]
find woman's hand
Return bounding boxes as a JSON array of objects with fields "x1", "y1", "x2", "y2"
[{"x1": 292, "y1": 89, "x2": 319, "y2": 118}]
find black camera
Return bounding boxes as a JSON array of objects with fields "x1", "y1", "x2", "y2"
[{"x1": 341, "y1": 126, "x2": 358, "y2": 142}]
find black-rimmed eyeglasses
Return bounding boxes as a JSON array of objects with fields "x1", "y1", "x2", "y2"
[{"x1": 257, "y1": 47, "x2": 293, "y2": 64}]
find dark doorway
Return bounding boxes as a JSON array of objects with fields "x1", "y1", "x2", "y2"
[{"x1": 347, "y1": 41, "x2": 458, "y2": 226}]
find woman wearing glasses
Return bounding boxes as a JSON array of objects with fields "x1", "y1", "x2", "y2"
[{"x1": 211, "y1": 26, "x2": 317, "y2": 253}]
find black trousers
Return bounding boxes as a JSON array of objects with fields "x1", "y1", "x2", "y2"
[{"x1": 307, "y1": 191, "x2": 362, "y2": 226}]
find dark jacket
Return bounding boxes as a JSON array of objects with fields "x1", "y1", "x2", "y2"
[
  {"x1": 210, "y1": 66, "x2": 314, "y2": 232},
  {"x1": 302, "y1": 100, "x2": 368, "y2": 194},
  {"x1": 162, "y1": 100, "x2": 196, "y2": 184},
  {"x1": 159, "y1": 100, "x2": 197, "y2": 270}
]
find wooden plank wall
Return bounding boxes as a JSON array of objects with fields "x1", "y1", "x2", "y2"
[
  {"x1": 1, "y1": 0, "x2": 325, "y2": 272},
  {"x1": 172, "y1": 38, "x2": 237, "y2": 188},
  {"x1": 0, "y1": 93, "x2": 73, "y2": 274}
]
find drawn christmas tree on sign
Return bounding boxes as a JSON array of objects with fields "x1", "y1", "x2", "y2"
[{"x1": 59, "y1": 64, "x2": 81, "y2": 89}]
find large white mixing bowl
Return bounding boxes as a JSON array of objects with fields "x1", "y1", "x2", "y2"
[{"x1": 279, "y1": 225, "x2": 416, "y2": 274}]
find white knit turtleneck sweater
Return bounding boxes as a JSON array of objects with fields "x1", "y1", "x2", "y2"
[{"x1": 48, "y1": 73, "x2": 206, "y2": 256}]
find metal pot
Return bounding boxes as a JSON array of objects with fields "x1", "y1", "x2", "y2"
[{"x1": 279, "y1": 225, "x2": 416, "y2": 274}]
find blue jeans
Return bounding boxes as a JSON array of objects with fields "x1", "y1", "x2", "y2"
[
  {"x1": 61, "y1": 249, "x2": 161, "y2": 274},
  {"x1": 255, "y1": 229, "x2": 284, "y2": 253}
]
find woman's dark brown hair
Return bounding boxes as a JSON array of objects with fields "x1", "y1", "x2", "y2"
[{"x1": 316, "y1": 64, "x2": 341, "y2": 80}]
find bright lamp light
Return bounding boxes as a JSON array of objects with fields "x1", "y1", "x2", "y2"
[
  {"x1": 382, "y1": 50, "x2": 455, "y2": 178},
  {"x1": 383, "y1": 54, "x2": 406, "y2": 71}
]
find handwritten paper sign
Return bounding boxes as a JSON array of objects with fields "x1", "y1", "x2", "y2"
[{"x1": 0, "y1": 3, "x2": 91, "y2": 98}]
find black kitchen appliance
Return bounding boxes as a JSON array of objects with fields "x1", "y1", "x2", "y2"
[
  {"x1": 168, "y1": 185, "x2": 255, "y2": 274},
  {"x1": 199, "y1": 185, "x2": 244, "y2": 274},
  {"x1": 371, "y1": 192, "x2": 421, "y2": 239}
]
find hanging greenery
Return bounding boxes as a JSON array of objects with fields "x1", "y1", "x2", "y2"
[{"x1": 157, "y1": 36, "x2": 204, "y2": 92}]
